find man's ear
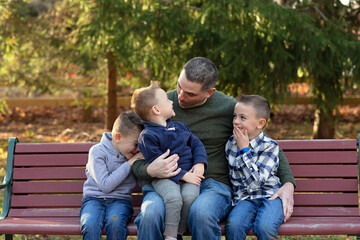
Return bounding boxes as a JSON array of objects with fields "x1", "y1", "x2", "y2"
[
  {"x1": 205, "y1": 88, "x2": 216, "y2": 99},
  {"x1": 114, "y1": 132, "x2": 122, "y2": 142}
]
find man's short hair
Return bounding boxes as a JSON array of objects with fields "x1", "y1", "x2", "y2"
[
  {"x1": 183, "y1": 57, "x2": 218, "y2": 91},
  {"x1": 112, "y1": 111, "x2": 144, "y2": 137},
  {"x1": 131, "y1": 81, "x2": 160, "y2": 121},
  {"x1": 236, "y1": 94, "x2": 271, "y2": 121}
]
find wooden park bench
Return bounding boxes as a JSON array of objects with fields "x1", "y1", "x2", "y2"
[{"x1": 0, "y1": 135, "x2": 360, "y2": 239}]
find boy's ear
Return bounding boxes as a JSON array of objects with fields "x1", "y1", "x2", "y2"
[
  {"x1": 258, "y1": 118, "x2": 267, "y2": 129},
  {"x1": 114, "y1": 132, "x2": 122, "y2": 141},
  {"x1": 151, "y1": 105, "x2": 160, "y2": 115}
]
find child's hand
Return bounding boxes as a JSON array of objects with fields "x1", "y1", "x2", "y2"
[
  {"x1": 233, "y1": 125, "x2": 249, "y2": 150},
  {"x1": 190, "y1": 163, "x2": 205, "y2": 177},
  {"x1": 181, "y1": 172, "x2": 204, "y2": 186},
  {"x1": 127, "y1": 152, "x2": 144, "y2": 166}
]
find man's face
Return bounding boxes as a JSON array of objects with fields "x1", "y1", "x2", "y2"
[{"x1": 176, "y1": 70, "x2": 214, "y2": 109}]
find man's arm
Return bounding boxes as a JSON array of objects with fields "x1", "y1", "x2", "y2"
[
  {"x1": 269, "y1": 148, "x2": 296, "y2": 222},
  {"x1": 131, "y1": 149, "x2": 181, "y2": 181},
  {"x1": 277, "y1": 149, "x2": 296, "y2": 187}
]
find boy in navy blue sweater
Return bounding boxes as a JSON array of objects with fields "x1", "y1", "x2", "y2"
[{"x1": 131, "y1": 81, "x2": 207, "y2": 240}]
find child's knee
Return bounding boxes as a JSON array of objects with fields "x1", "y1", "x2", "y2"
[
  {"x1": 253, "y1": 222, "x2": 278, "y2": 239},
  {"x1": 163, "y1": 192, "x2": 183, "y2": 209},
  {"x1": 182, "y1": 192, "x2": 198, "y2": 205}
]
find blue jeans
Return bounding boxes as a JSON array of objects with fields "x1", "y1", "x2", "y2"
[
  {"x1": 135, "y1": 179, "x2": 232, "y2": 240},
  {"x1": 80, "y1": 196, "x2": 133, "y2": 240},
  {"x1": 225, "y1": 198, "x2": 284, "y2": 240}
]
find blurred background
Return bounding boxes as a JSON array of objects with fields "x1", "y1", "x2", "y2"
[{"x1": 0, "y1": 0, "x2": 360, "y2": 239}]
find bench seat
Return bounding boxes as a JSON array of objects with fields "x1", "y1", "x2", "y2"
[{"x1": 0, "y1": 136, "x2": 359, "y2": 239}]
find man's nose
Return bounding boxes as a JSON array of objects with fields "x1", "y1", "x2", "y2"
[{"x1": 178, "y1": 90, "x2": 184, "y2": 99}]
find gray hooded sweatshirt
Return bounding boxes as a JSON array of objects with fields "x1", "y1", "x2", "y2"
[{"x1": 82, "y1": 132, "x2": 136, "y2": 201}]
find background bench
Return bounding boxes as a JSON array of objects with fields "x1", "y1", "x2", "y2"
[{"x1": 0, "y1": 135, "x2": 359, "y2": 239}]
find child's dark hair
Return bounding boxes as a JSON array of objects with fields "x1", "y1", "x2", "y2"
[
  {"x1": 236, "y1": 94, "x2": 271, "y2": 121},
  {"x1": 112, "y1": 111, "x2": 144, "y2": 137}
]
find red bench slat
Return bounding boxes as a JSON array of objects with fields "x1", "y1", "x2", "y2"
[
  {"x1": 13, "y1": 167, "x2": 86, "y2": 180},
  {"x1": 8, "y1": 208, "x2": 141, "y2": 218},
  {"x1": 292, "y1": 207, "x2": 360, "y2": 217},
  {"x1": 291, "y1": 165, "x2": 358, "y2": 178},
  {"x1": 294, "y1": 193, "x2": 359, "y2": 206},
  {"x1": 12, "y1": 181, "x2": 85, "y2": 194},
  {"x1": 278, "y1": 139, "x2": 357, "y2": 150},
  {"x1": 284, "y1": 151, "x2": 358, "y2": 164},
  {"x1": 9, "y1": 209, "x2": 81, "y2": 218},
  {"x1": 294, "y1": 179, "x2": 358, "y2": 192},
  {"x1": 11, "y1": 195, "x2": 83, "y2": 208},
  {"x1": 14, "y1": 154, "x2": 88, "y2": 166},
  {"x1": 15, "y1": 142, "x2": 96, "y2": 153},
  {"x1": 277, "y1": 217, "x2": 360, "y2": 235}
]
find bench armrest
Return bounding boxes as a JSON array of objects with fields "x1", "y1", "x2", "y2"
[{"x1": 0, "y1": 137, "x2": 18, "y2": 220}]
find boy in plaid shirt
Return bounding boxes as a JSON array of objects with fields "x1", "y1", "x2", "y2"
[{"x1": 225, "y1": 94, "x2": 284, "y2": 240}]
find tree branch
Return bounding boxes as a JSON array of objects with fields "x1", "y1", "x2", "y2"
[{"x1": 313, "y1": 6, "x2": 329, "y2": 22}]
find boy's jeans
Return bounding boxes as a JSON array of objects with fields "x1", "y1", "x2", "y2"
[
  {"x1": 134, "y1": 179, "x2": 232, "y2": 240},
  {"x1": 80, "y1": 196, "x2": 133, "y2": 240},
  {"x1": 226, "y1": 197, "x2": 284, "y2": 240}
]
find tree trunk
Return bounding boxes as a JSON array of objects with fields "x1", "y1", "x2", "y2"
[
  {"x1": 312, "y1": 108, "x2": 335, "y2": 139},
  {"x1": 105, "y1": 52, "x2": 117, "y2": 130}
]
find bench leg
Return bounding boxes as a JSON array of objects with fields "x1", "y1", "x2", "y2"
[{"x1": 5, "y1": 234, "x2": 13, "y2": 240}]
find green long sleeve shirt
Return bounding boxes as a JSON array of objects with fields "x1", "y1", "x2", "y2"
[{"x1": 132, "y1": 90, "x2": 296, "y2": 187}]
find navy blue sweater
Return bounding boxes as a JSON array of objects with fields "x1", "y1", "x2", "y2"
[{"x1": 138, "y1": 119, "x2": 208, "y2": 183}]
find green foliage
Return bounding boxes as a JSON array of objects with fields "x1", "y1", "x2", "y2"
[
  {"x1": 292, "y1": 0, "x2": 360, "y2": 131},
  {"x1": 0, "y1": 100, "x2": 7, "y2": 114},
  {"x1": 0, "y1": 0, "x2": 359, "y2": 124},
  {"x1": 191, "y1": 0, "x2": 303, "y2": 102},
  {"x1": 0, "y1": 1, "x2": 107, "y2": 97}
]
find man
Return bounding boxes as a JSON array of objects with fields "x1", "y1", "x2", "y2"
[{"x1": 132, "y1": 57, "x2": 295, "y2": 240}]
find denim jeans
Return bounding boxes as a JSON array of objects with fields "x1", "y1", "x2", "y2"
[
  {"x1": 225, "y1": 197, "x2": 284, "y2": 240},
  {"x1": 134, "y1": 184, "x2": 165, "y2": 240},
  {"x1": 134, "y1": 179, "x2": 232, "y2": 240},
  {"x1": 80, "y1": 196, "x2": 133, "y2": 240}
]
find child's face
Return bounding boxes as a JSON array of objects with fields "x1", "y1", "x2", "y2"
[
  {"x1": 233, "y1": 102, "x2": 263, "y2": 140},
  {"x1": 155, "y1": 88, "x2": 175, "y2": 119},
  {"x1": 114, "y1": 129, "x2": 141, "y2": 160}
]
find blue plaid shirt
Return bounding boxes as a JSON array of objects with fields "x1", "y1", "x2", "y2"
[{"x1": 225, "y1": 131, "x2": 281, "y2": 206}]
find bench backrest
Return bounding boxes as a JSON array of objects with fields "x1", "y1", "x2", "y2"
[
  {"x1": 279, "y1": 139, "x2": 359, "y2": 218},
  {"x1": 5, "y1": 140, "x2": 142, "y2": 219},
  {"x1": 3, "y1": 138, "x2": 359, "y2": 219}
]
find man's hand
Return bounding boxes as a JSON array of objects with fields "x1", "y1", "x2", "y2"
[
  {"x1": 147, "y1": 149, "x2": 181, "y2": 178},
  {"x1": 269, "y1": 182, "x2": 294, "y2": 222},
  {"x1": 190, "y1": 163, "x2": 205, "y2": 177}
]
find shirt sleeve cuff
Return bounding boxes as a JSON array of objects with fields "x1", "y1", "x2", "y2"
[{"x1": 238, "y1": 147, "x2": 250, "y2": 155}]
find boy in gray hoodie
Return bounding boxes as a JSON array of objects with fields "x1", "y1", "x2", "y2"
[{"x1": 80, "y1": 111, "x2": 144, "y2": 240}]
